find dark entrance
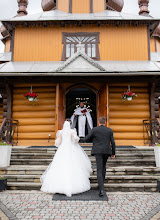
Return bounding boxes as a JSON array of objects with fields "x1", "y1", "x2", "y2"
[{"x1": 66, "y1": 88, "x2": 97, "y2": 127}]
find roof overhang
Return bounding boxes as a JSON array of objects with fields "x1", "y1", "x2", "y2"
[
  {"x1": 1, "y1": 10, "x2": 160, "y2": 35},
  {"x1": 0, "y1": 71, "x2": 159, "y2": 77}
]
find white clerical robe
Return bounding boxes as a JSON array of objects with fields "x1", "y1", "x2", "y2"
[{"x1": 71, "y1": 107, "x2": 93, "y2": 137}]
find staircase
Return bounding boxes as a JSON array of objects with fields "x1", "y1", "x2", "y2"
[{"x1": 0, "y1": 145, "x2": 159, "y2": 192}]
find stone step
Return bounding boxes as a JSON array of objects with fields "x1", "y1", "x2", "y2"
[
  {"x1": 11, "y1": 152, "x2": 155, "y2": 159},
  {"x1": 10, "y1": 158, "x2": 156, "y2": 166},
  {"x1": 4, "y1": 174, "x2": 160, "y2": 184},
  {"x1": 12, "y1": 147, "x2": 154, "y2": 154},
  {"x1": 6, "y1": 182, "x2": 157, "y2": 192},
  {"x1": 1, "y1": 166, "x2": 160, "y2": 175}
]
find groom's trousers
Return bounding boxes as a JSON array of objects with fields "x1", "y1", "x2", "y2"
[{"x1": 95, "y1": 154, "x2": 109, "y2": 191}]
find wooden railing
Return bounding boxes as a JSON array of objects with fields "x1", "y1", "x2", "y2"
[
  {"x1": 0, "y1": 118, "x2": 19, "y2": 145},
  {"x1": 143, "y1": 119, "x2": 160, "y2": 146}
]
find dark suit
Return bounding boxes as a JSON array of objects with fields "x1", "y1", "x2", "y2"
[{"x1": 81, "y1": 125, "x2": 116, "y2": 191}]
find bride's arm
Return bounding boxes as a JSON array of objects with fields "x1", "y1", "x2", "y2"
[
  {"x1": 55, "y1": 130, "x2": 62, "y2": 147},
  {"x1": 71, "y1": 130, "x2": 80, "y2": 143}
]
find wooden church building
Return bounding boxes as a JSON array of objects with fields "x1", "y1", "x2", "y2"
[{"x1": 0, "y1": 0, "x2": 160, "y2": 146}]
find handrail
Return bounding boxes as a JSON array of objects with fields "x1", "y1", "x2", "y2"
[
  {"x1": 143, "y1": 118, "x2": 159, "y2": 145},
  {"x1": 0, "y1": 117, "x2": 6, "y2": 133}
]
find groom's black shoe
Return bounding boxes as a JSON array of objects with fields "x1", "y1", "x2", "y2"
[{"x1": 99, "y1": 190, "x2": 104, "y2": 197}]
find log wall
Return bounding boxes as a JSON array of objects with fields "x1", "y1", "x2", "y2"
[
  {"x1": 12, "y1": 83, "x2": 56, "y2": 146},
  {"x1": 109, "y1": 83, "x2": 150, "y2": 146}
]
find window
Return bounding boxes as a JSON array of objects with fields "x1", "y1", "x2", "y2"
[{"x1": 62, "y1": 32, "x2": 100, "y2": 60}]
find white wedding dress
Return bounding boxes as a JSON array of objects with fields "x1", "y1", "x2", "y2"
[{"x1": 40, "y1": 121, "x2": 92, "y2": 197}]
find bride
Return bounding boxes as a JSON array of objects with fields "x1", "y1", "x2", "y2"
[{"x1": 40, "y1": 119, "x2": 92, "y2": 197}]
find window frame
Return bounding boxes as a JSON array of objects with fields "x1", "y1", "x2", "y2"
[{"x1": 62, "y1": 32, "x2": 100, "y2": 61}]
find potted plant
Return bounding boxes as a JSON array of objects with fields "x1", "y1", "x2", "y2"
[
  {"x1": 0, "y1": 176, "x2": 7, "y2": 192},
  {"x1": 24, "y1": 92, "x2": 38, "y2": 102},
  {"x1": 0, "y1": 142, "x2": 12, "y2": 167},
  {"x1": 121, "y1": 91, "x2": 137, "y2": 101},
  {"x1": 154, "y1": 144, "x2": 160, "y2": 168}
]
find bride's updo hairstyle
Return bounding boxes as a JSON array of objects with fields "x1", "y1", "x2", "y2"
[{"x1": 65, "y1": 118, "x2": 72, "y2": 126}]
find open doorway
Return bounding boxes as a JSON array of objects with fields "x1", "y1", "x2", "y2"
[{"x1": 66, "y1": 87, "x2": 97, "y2": 127}]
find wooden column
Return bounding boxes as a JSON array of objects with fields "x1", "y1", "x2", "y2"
[
  {"x1": 6, "y1": 84, "x2": 13, "y2": 119},
  {"x1": 150, "y1": 82, "x2": 156, "y2": 119}
]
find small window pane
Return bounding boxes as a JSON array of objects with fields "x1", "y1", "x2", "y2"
[
  {"x1": 77, "y1": 43, "x2": 85, "y2": 53},
  {"x1": 92, "y1": 44, "x2": 96, "y2": 57},
  {"x1": 71, "y1": 44, "x2": 75, "y2": 56},
  {"x1": 66, "y1": 44, "x2": 70, "y2": 58},
  {"x1": 87, "y1": 44, "x2": 91, "y2": 57}
]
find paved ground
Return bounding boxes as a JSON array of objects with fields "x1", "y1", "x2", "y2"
[{"x1": 0, "y1": 191, "x2": 160, "y2": 220}]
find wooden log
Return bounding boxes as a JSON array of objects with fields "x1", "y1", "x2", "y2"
[
  {"x1": 154, "y1": 93, "x2": 160, "y2": 98},
  {"x1": 115, "y1": 139, "x2": 146, "y2": 146},
  {"x1": 114, "y1": 132, "x2": 144, "y2": 139},
  {"x1": 2, "y1": 95, "x2": 7, "y2": 99},
  {"x1": 109, "y1": 118, "x2": 144, "y2": 125},
  {"x1": 3, "y1": 105, "x2": 7, "y2": 112},
  {"x1": 13, "y1": 105, "x2": 56, "y2": 112},
  {"x1": 109, "y1": 105, "x2": 149, "y2": 111},
  {"x1": 3, "y1": 99, "x2": 7, "y2": 105},
  {"x1": 155, "y1": 111, "x2": 159, "y2": 118},
  {"x1": 13, "y1": 139, "x2": 55, "y2": 146},
  {"x1": 3, "y1": 112, "x2": 7, "y2": 118},
  {"x1": 13, "y1": 98, "x2": 56, "y2": 106},
  {"x1": 13, "y1": 99, "x2": 56, "y2": 105},
  {"x1": 17, "y1": 118, "x2": 56, "y2": 126},
  {"x1": 155, "y1": 104, "x2": 159, "y2": 111},
  {"x1": 109, "y1": 99, "x2": 149, "y2": 105},
  {"x1": 109, "y1": 88, "x2": 148, "y2": 93},
  {"x1": 12, "y1": 111, "x2": 56, "y2": 118},
  {"x1": 13, "y1": 87, "x2": 56, "y2": 94},
  {"x1": 13, "y1": 132, "x2": 55, "y2": 139},
  {"x1": 109, "y1": 93, "x2": 149, "y2": 99},
  {"x1": 109, "y1": 111, "x2": 150, "y2": 118},
  {"x1": 18, "y1": 125, "x2": 55, "y2": 133},
  {"x1": 155, "y1": 98, "x2": 159, "y2": 104},
  {"x1": 109, "y1": 83, "x2": 148, "y2": 87},
  {"x1": 14, "y1": 83, "x2": 57, "y2": 88},
  {"x1": 110, "y1": 125, "x2": 144, "y2": 132},
  {"x1": 13, "y1": 93, "x2": 56, "y2": 99}
]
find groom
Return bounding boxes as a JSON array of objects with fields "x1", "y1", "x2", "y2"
[{"x1": 81, "y1": 117, "x2": 116, "y2": 197}]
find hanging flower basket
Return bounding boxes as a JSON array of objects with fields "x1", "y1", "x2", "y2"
[
  {"x1": 121, "y1": 91, "x2": 137, "y2": 101},
  {"x1": 24, "y1": 92, "x2": 38, "y2": 102}
]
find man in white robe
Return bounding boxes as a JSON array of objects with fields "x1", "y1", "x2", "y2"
[{"x1": 71, "y1": 102, "x2": 93, "y2": 138}]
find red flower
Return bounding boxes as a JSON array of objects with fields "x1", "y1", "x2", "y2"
[{"x1": 24, "y1": 92, "x2": 38, "y2": 99}]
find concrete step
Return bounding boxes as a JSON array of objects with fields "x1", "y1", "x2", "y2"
[
  {"x1": 11, "y1": 152, "x2": 155, "y2": 159},
  {"x1": 10, "y1": 158, "x2": 156, "y2": 166},
  {"x1": 4, "y1": 174, "x2": 160, "y2": 184},
  {"x1": 1, "y1": 166, "x2": 160, "y2": 176},
  {"x1": 12, "y1": 147, "x2": 154, "y2": 154},
  {"x1": 6, "y1": 182, "x2": 157, "y2": 192}
]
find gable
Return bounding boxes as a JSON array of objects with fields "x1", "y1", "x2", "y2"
[{"x1": 56, "y1": 52, "x2": 105, "y2": 72}]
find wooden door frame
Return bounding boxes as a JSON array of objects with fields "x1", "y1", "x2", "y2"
[
  {"x1": 56, "y1": 82, "x2": 109, "y2": 132},
  {"x1": 64, "y1": 83, "x2": 98, "y2": 126},
  {"x1": 97, "y1": 83, "x2": 109, "y2": 127},
  {"x1": 56, "y1": 83, "x2": 65, "y2": 134}
]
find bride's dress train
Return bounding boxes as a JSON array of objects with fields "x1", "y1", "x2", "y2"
[{"x1": 40, "y1": 121, "x2": 92, "y2": 197}]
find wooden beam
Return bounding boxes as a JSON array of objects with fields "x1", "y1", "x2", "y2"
[
  {"x1": 6, "y1": 84, "x2": 13, "y2": 119},
  {"x1": 69, "y1": 0, "x2": 72, "y2": 13},
  {"x1": 90, "y1": 0, "x2": 93, "y2": 13},
  {"x1": 147, "y1": 26, "x2": 151, "y2": 61},
  {"x1": 150, "y1": 82, "x2": 156, "y2": 119}
]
